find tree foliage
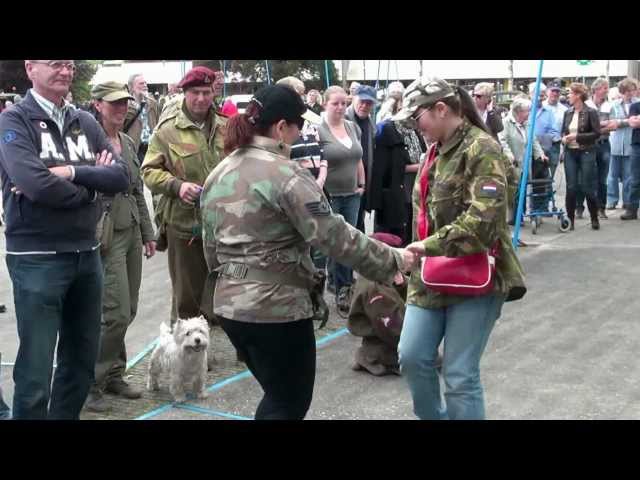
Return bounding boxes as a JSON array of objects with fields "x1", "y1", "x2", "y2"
[
  {"x1": 194, "y1": 60, "x2": 338, "y2": 93},
  {"x1": 0, "y1": 60, "x2": 99, "y2": 103}
]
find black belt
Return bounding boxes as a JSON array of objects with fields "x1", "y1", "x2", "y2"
[{"x1": 216, "y1": 262, "x2": 312, "y2": 290}]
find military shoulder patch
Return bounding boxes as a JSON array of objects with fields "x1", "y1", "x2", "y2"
[
  {"x1": 305, "y1": 197, "x2": 331, "y2": 216},
  {"x1": 2, "y1": 130, "x2": 17, "y2": 144},
  {"x1": 475, "y1": 178, "x2": 504, "y2": 199}
]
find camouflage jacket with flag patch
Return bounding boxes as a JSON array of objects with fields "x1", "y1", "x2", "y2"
[
  {"x1": 201, "y1": 135, "x2": 403, "y2": 323},
  {"x1": 408, "y1": 120, "x2": 526, "y2": 309}
]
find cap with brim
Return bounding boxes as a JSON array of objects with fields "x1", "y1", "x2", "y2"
[
  {"x1": 250, "y1": 84, "x2": 307, "y2": 127},
  {"x1": 354, "y1": 85, "x2": 378, "y2": 104},
  {"x1": 391, "y1": 77, "x2": 456, "y2": 123},
  {"x1": 91, "y1": 81, "x2": 134, "y2": 102}
]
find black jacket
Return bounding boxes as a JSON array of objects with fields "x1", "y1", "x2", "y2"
[
  {"x1": 485, "y1": 109, "x2": 504, "y2": 140},
  {"x1": 0, "y1": 90, "x2": 129, "y2": 253},
  {"x1": 371, "y1": 121, "x2": 425, "y2": 230},
  {"x1": 561, "y1": 105, "x2": 601, "y2": 149}
]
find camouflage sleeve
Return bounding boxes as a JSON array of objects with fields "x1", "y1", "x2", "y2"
[
  {"x1": 140, "y1": 132, "x2": 183, "y2": 198},
  {"x1": 422, "y1": 140, "x2": 508, "y2": 257},
  {"x1": 279, "y1": 172, "x2": 403, "y2": 285},
  {"x1": 201, "y1": 195, "x2": 220, "y2": 273}
]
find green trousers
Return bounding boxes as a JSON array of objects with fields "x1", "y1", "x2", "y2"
[
  {"x1": 167, "y1": 226, "x2": 209, "y2": 326},
  {"x1": 94, "y1": 224, "x2": 143, "y2": 389}
]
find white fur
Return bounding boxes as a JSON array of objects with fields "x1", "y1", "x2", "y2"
[{"x1": 146, "y1": 317, "x2": 210, "y2": 402}]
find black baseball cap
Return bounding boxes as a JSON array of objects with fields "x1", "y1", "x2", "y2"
[{"x1": 249, "y1": 85, "x2": 314, "y2": 129}]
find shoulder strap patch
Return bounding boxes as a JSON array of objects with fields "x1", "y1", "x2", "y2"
[{"x1": 305, "y1": 197, "x2": 331, "y2": 216}]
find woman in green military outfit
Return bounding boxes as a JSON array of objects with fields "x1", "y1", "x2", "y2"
[
  {"x1": 393, "y1": 78, "x2": 527, "y2": 420},
  {"x1": 85, "y1": 82, "x2": 156, "y2": 413},
  {"x1": 201, "y1": 85, "x2": 415, "y2": 420}
]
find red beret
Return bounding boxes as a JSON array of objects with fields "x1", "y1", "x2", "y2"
[
  {"x1": 177, "y1": 66, "x2": 218, "y2": 90},
  {"x1": 370, "y1": 232, "x2": 403, "y2": 247}
]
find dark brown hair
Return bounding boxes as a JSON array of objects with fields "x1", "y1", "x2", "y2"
[
  {"x1": 437, "y1": 86, "x2": 491, "y2": 135},
  {"x1": 223, "y1": 101, "x2": 271, "y2": 154}
]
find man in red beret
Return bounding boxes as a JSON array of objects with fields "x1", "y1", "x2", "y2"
[{"x1": 141, "y1": 66, "x2": 228, "y2": 358}]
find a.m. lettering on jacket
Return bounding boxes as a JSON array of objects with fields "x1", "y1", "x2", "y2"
[{"x1": 39, "y1": 132, "x2": 94, "y2": 162}]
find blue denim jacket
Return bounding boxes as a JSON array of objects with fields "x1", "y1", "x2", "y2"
[{"x1": 609, "y1": 98, "x2": 639, "y2": 156}]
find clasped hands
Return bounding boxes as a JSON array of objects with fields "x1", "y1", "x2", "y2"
[{"x1": 392, "y1": 241, "x2": 428, "y2": 285}]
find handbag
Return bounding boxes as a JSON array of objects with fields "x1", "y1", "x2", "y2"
[{"x1": 418, "y1": 145, "x2": 498, "y2": 296}]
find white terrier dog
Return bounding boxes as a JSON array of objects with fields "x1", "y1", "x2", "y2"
[{"x1": 147, "y1": 317, "x2": 210, "y2": 402}]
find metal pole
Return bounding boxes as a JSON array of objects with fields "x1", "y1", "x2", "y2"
[
  {"x1": 324, "y1": 60, "x2": 330, "y2": 89},
  {"x1": 222, "y1": 60, "x2": 226, "y2": 98},
  {"x1": 265, "y1": 60, "x2": 271, "y2": 85},
  {"x1": 512, "y1": 59, "x2": 544, "y2": 250}
]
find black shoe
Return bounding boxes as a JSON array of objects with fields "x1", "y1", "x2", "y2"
[
  {"x1": 576, "y1": 209, "x2": 584, "y2": 219},
  {"x1": 621, "y1": 209, "x2": 638, "y2": 220},
  {"x1": 598, "y1": 208, "x2": 608, "y2": 219},
  {"x1": 591, "y1": 218, "x2": 600, "y2": 230},
  {"x1": 0, "y1": 304, "x2": 5, "y2": 314},
  {"x1": 105, "y1": 380, "x2": 143, "y2": 399},
  {"x1": 570, "y1": 220, "x2": 575, "y2": 231},
  {"x1": 84, "y1": 391, "x2": 111, "y2": 413}
]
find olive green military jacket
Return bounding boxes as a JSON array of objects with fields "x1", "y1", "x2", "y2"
[
  {"x1": 141, "y1": 98, "x2": 227, "y2": 239},
  {"x1": 201, "y1": 136, "x2": 403, "y2": 323},
  {"x1": 107, "y1": 132, "x2": 154, "y2": 242},
  {"x1": 407, "y1": 120, "x2": 526, "y2": 309}
]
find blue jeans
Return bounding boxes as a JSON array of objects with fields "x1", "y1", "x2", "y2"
[
  {"x1": 546, "y1": 142, "x2": 561, "y2": 181},
  {"x1": 576, "y1": 141, "x2": 609, "y2": 209},
  {"x1": 628, "y1": 145, "x2": 640, "y2": 210},
  {"x1": 328, "y1": 193, "x2": 361, "y2": 291},
  {"x1": 7, "y1": 251, "x2": 103, "y2": 419},
  {"x1": 398, "y1": 295, "x2": 505, "y2": 420},
  {"x1": 607, "y1": 154, "x2": 632, "y2": 207}
]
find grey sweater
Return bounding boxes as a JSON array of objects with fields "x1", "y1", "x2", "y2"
[{"x1": 318, "y1": 119, "x2": 363, "y2": 196}]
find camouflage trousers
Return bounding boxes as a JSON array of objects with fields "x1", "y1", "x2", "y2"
[
  {"x1": 94, "y1": 224, "x2": 143, "y2": 388},
  {"x1": 167, "y1": 226, "x2": 209, "y2": 327}
]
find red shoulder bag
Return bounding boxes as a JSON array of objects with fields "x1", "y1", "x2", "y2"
[{"x1": 418, "y1": 145, "x2": 498, "y2": 296}]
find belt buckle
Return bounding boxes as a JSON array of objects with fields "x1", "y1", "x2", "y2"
[{"x1": 224, "y1": 263, "x2": 248, "y2": 280}]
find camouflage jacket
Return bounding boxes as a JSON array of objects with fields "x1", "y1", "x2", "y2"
[
  {"x1": 140, "y1": 98, "x2": 227, "y2": 239},
  {"x1": 407, "y1": 120, "x2": 526, "y2": 309},
  {"x1": 201, "y1": 136, "x2": 403, "y2": 323}
]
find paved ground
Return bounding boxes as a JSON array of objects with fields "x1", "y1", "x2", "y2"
[{"x1": 3, "y1": 175, "x2": 640, "y2": 420}]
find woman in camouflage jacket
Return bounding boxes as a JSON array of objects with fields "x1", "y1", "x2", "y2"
[
  {"x1": 201, "y1": 85, "x2": 414, "y2": 420},
  {"x1": 393, "y1": 78, "x2": 527, "y2": 420}
]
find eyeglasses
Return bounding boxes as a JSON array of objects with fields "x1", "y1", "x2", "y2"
[
  {"x1": 472, "y1": 93, "x2": 485, "y2": 99},
  {"x1": 412, "y1": 107, "x2": 430, "y2": 122},
  {"x1": 31, "y1": 61, "x2": 76, "y2": 72}
]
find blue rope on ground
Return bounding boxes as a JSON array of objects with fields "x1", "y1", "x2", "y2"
[
  {"x1": 175, "y1": 403, "x2": 252, "y2": 420},
  {"x1": 136, "y1": 326, "x2": 350, "y2": 420},
  {"x1": 135, "y1": 403, "x2": 173, "y2": 420},
  {"x1": 126, "y1": 338, "x2": 159, "y2": 371}
]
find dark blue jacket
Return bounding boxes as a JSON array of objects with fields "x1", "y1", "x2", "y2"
[{"x1": 0, "y1": 90, "x2": 130, "y2": 253}]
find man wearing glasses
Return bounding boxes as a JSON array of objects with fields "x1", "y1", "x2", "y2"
[
  {"x1": 0, "y1": 60, "x2": 129, "y2": 419},
  {"x1": 472, "y1": 82, "x2": 503, "y2": 140}
]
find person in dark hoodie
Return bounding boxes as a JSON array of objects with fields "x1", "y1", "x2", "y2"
[{"x1": 0, "y1": 60, "x2": 129, "y2": 419}]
